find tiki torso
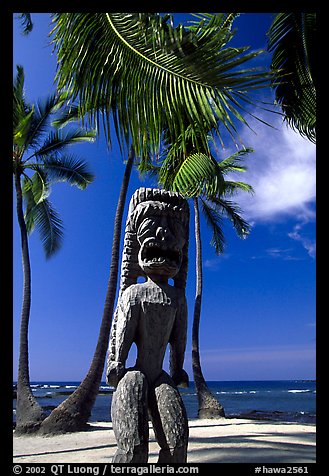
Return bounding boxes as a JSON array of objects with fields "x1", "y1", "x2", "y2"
[{"x1": 118, "y1": 281, "x2": 184, "y2": 384}]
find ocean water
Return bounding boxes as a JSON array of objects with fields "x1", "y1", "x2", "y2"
[{"x1": 13, "y1": 380, "x2": 316, "y2": 425}]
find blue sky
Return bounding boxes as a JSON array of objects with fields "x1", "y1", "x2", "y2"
[{"x1": 13, "y1": 13, "x2": 316, "y2": 382}]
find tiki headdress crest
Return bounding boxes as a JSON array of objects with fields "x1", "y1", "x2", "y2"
[{"x1": 118, "y1": 188, "x2": 189, "y2": 296}]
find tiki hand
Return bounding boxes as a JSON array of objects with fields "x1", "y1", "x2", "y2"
[
  {"x1": 106, "y1": 361, "x2": 125, "y2": 388},
  {"x1": 172, "y1": 369, "x2": 189, "y2": 388}
]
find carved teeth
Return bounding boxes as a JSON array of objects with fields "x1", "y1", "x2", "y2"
[{"x1": 140, "y1": 239, "x2": 181, "y2": 270}]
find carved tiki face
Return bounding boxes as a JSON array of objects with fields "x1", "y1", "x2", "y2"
[
  {"x1": 119, "y1": 188, "x2": 189, "y2": 293},
  {"x1": 136, "y1": 207, "x2": 186, "y2": 278}
]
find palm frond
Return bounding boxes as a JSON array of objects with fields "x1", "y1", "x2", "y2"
[
  {"x1": 159, "y1": 132, "x2": 254, "y2": 202},
  {"x1": 137, "y1": 155, "x2": 161, "y2": 180},
  {"x1": 22, "y1": 174, "x2": 37, "y2": 233},
  {"x1": 267, "y1": 13, "x2": 316, "y2": 143},
  {"x1": 199, "y1": 198, "x2": 225, "y2": 255},
  {"x1": 51, "y1": 103, "x2": 82, "y2": 129},
  {"x1": 218, "y1": 147, "x2": 254, "y2": 174},
  {"x1": 13, "y1": 65, "x2": 35, "y2": 147},
  {"x1": 30, "y1": 129, "x2": 96, "y2": 161},
  {"x1": 160, "y1": 151, "x2": 225, "y2": 199},
  {"x1": 22, "y1": 168, "x2": 50, "y2": 206},
  {"x1": 22, "y1": 172, "x2": 64, "y2": 257},
  {"x1": 222, "y1": 180, "x2": 254, "y2": 196},
  {"x1": 162, "y1": 123, "x2": 209, "y2": 161},
  {"x1": 26, "y1": 93, "x2": 73, "y2": 150},
  {"x1": 31, "y1": 198, "x2": 64, "y2": 258},
  {"x1": 51, "y1": 13, "x2": 272, "y2": 157},
  {"x1": 13, "y1": 107, "x2": 34, "y2": 147},
  {"x1": 208, "y1": 196, "x2": 251, "y2": 238},
  {"x1": 16, "y1": 13, "x2": 33, "y2": 35},
  {"x1": 36, "y1": 155, "x2": 95, "y2": 189},
  {"x1": 13, "y1": 65, "x2": 29, "y2": 130}
]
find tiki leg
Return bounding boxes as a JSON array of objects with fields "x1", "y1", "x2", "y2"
[
  {"x1": 149, "y1": 371, "x2": 189, "y2": 463},
  {"x1": 111, "y1": 370, "x2": 149, "y2": 463}
]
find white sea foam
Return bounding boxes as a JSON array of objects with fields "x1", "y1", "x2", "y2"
[
  {"x1": 217, "y1": 391, "x2": 249, "y2": 395},
  {"x1": 288, "y1": 389, "x2": 310, "y2": 393}
]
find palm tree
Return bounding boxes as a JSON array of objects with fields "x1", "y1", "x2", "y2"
[
  {"x1": 37, "y1": 12, "x2": 272, "y2": 434},
  {"x1": 158, "y1": 138, "x2": 253, "y2": 418},
  {"x1": 192, "y1": 196, "x2": 224, "y2": 418},
  {"x1": 191, "y1": 153, "x2": 252, "y2": 418},
  {"x1": 13, "y1": 65, "x2": 95, "y2": 434},
  {"x1": 267, "y1": 13, "x2": 316, "y2": 143}
]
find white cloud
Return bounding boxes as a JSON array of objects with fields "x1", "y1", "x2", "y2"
[
  {"x1": 204, "y1": 254, "x2": 230, "y2": 269},
  {"x1": 223, "y1": 114, "x2": 316, "y2": 223},
  {"x1": 265, "y1": 247, "x2": 298, "y2": 260},
  {"x1": 204, "y1": 259, "x2": 220, "y2": 269},
  {"x1": 288, "y1": 223, "x2": 316, "y2": 258}
]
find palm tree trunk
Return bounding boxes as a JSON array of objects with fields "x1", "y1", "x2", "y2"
[
  {"x1": 39, "y1": 147, "x2": 135, "y2": 434},
  {"x1": 14, "y1": 170, "x2": 46, "y2": 434},
  {"x1": 192, "y1": 197, "x2": 225, "y2": 419}
]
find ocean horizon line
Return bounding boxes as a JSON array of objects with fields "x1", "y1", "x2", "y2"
[{"x1": 13, "y1": 378, "x2": 316, "y2": 384}]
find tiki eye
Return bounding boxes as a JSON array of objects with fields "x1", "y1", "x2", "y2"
[{"x1": 137, "y1": 218, "x2": 154, "y2": 239}]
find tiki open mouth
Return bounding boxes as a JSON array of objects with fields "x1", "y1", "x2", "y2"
[{"x1": 141, "y1": 241, "x2": 181, "y2": 268}]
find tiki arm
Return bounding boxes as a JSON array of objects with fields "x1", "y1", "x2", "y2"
[
  {"x1": 106, "y1": 289, "x2": 139, "y2": 388},
  {"x1": 169, "y1": 295, "x2": 189, "y2": 388}
]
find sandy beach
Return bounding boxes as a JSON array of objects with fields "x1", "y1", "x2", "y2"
[{"x1": 13, "y1": 418, "x2": 316, "y2": 464}]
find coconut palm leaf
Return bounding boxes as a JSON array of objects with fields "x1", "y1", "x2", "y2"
[
  {"x1": 26, "y1": 93, "x2": 68, "y2": 150},
  {"x1": 30, "y1": 198, "x2": 64, "y2": 258},
  {"x1": 22, "y1": 173, "x2": 64, "y2": 256},
  {"x1": 209, "y1": 196, "x2": 251, "y2": 239},
  {"x1": 217, "y1": 147, "x2": 254, "y2": 174},
  {"x1": 30, "y1": 129, "x2": 96, "y2": 161},
  {"x1": 267, "y1": 13, "x2": 316, "y2": 143},
  {"x1": 51, "y1": 104, "x2": 82, "y2": 129},
  {"x1": 14, "y1": 107, "x2": 34, "y2": 147},
  {"x1": 166, "y1": 152, "x2": 225, "y2": 198},
  {"x1": 22, "y1": 175, "x2": 40, "y2": 233},
  {"x1": 13, "y1": 74, "x2": 75, "y2": 153},
  {"x1": 22, "y1": 168, "x2": 50, "y2": 206},
  {"x1": 221, "y1": 180, "x2": 253, "y2": 196},
  {"x1": 16, "y1": 13, "x2": 33, "y2": 35},
  {"x1": 199, "y1": 198, "x2": 225, "y2": 255},
  {"x1": 13, "y1": 65, "x2": 30, "y2": 131},
  {"x1": 200, "y1": 194, "x2": 251, "y2": 255},
  {"x1": 36, "y1": 155, "x2": 95, "y2": 189},
  {"x1": 50, "y1": 13, "x2": 272, "y2": 157}
]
